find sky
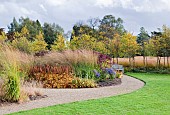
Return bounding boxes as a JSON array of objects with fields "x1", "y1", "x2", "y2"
[{"x1": 0, "y1": 0, "x2": 170, "y2": 35}]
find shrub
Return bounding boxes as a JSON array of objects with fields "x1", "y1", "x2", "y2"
[
  {"x1": 93, "y1": 68, "x2": 116, "y2": 82},
  {"x1": 71, "y1": 77, "x2": 97, "y2": 88},
  {"x1": 29, "y1": 65, "x2": 74, "y2": 88},
  {"x1": 31, "y1": 73, "x2": 74, "y2": 88},
  {"x1": 96, "y1": 52, "x2": 112, "y2": 69}
]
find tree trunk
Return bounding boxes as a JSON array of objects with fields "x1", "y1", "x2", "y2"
[
  {"x1": 157, "y1": 56, "x2": 160, "y2": 69},
  {"x1": 116, "y1": 57, "x2": 118, "y2": 64},
  {"x1": 164, "y1": 55, "x2": 166, "y2": 68},
  {"x1": 159, "y1": 57, "x2": 161, "y2": 68},
  {"x1": 132, "y1": 57, "x2": 135, "y2": 69},
  {"x1": 157, "y1": 56, "x2": 161, "y2": 69},
  {"x1": 167, "y1": 56, "x2": 169, "y2": 68},
  {"x1": 143, "y1": 56, "x2": 146, "y2": 68},
  {"x1": 146, "y1": 56, "x2": 148, "y2": 71},
  {"x1": 129, "y1": 57, "x2": 133, "y2": 69}
]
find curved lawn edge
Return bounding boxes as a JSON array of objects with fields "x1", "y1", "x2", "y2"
[
  {"x1": 1, "y1": 75, "x2": 145, "y2": 114},
  {"x1": 125, "y1": 73, "x2": 147, "y2": 87},
  {"x1": 12, "y1": 73, "x2": 169, "y2": 115}
]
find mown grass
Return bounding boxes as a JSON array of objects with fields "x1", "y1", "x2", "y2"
[{"x1": 10, "y1": 73, "x2": 170, "y2": 115}]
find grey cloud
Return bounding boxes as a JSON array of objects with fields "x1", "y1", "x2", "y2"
[{"x1": 0, "y1": 0, "x2": 169, "y2": 34}]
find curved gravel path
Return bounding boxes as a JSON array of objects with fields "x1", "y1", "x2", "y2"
[{"x1": 0, "y1": 75, "x2": 144, "y2": 115}]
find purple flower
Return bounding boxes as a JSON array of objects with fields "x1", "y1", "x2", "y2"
[
  {"x1": 93, "y1": 69, "x2": 100, "y2": 77},
  {"x1": 105, "y1": 68, "x2": 116, "y2": 75}
]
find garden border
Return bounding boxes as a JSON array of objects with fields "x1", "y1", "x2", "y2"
[{"x1": 0, "y1": 75, "x2": 145, "y2": 114}]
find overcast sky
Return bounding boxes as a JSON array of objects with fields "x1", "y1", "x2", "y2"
[{"x1": 0, "y1": 0, "x2": 170, "y2": 35}]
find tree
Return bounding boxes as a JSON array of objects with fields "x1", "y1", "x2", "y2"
[
  {"x1": 18, "y1": 17, "x2": 42, "y2": 40},
  {"x1": 70, "y1": 24, "x2": 95, "y2": 40},
  {"x1": 137, "y1": 27, "x2": 150, "y2": 45},
  {"x1": 8, "y1": 17, "x2": 43, "y2": 41},
  {"x1": 69, "y1": 34, "x2": 96, "y2": 50},
  {"x1": 51, "y1": 34, "x2": 66, "y2": 51},
  {"x1": 8, "y1": 17, "x2": 20, "y2": 33},
  {"x1": 43, "y1": 23, "x2": 64, "y2": 49},
  {"x1": 32, "y1": 31, "x2": 47, "y2": 53},
  {"x1": 161, "y1": 25, "x2": 170, "y2": 67},
  {"x1": 120, "y1": 33, "x2": 139, "y2": 68},
  {"x1": 148, "y1": 31, "x2": 163, "y2": 68},
  {"x1": 99, "y1": 15, "x2": 125, "y2": 39},
  {"x1": 20, "y1": 26, "x2": 29, "y2": 38},
  {"x1": 137, "y1": 27, "x2": 150, "y2": 67},
  {"x1": 109, "y1": 33, "x2": 121, "y2": 63},
  {"x1": 11, "y1": 26, "x2": 33, "y2": 54},
  {"x1": 94, "y1": 41, "x2": 109, "y2": 55},
  {"x1": 87, "y1": 17, "x2": 100, "y2": 30}
]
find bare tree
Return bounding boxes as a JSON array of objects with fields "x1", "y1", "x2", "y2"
[{"x1": 87, "y1": 17, "x2": 100, "y2": 30}]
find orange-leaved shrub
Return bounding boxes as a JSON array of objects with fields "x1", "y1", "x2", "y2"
[
  {"x1": 29, "y1": 64, "x2": 97, "y2": 88},
  {"x1": 29, "y1": 65, "x2": 73, "y2": 88}
]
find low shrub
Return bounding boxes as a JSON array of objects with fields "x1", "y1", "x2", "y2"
[
  {"x1": 32, "y1": 73, "x2": 74, "y2": 88},
  {"x1": 71, "y1": 77, "x2": 97, "y2": 88},
  {"x1": 29, "y1": 65, "x2": 74, "y2": 88},
  {"x1": 96, "y1": 52, "x2": 112, "y2": 69},
  {"x1": 94, "y1": 68, "x2": 116, "y2": 82}
]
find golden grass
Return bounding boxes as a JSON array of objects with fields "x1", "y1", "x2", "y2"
[
  {"x1": 0, "y1": 44, "x2": 34, "y2": 73},
  {"x1": 35, "y1": 49, "x2": 98, "y2": 66},
  {"x1": 116, "y1": 56, "x2": 170, "y2": 68},
  {"x1": 0, "y1": 44, "x2": 35, "y2": 102}
]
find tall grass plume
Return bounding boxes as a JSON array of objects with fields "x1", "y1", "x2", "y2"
[{"x1": 0, "y1": 44, "x2": 34, "y2": 102}]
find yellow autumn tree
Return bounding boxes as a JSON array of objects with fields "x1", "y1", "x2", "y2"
[
  {"x1": 32, "y1": 31, "x2": 47, "y2": 53},
  {"x1": 94, "y1": 41, "x2": 109, "y2": 54},
  {"x1": 11, "y1": 27, "x2": 33, "y2": 54},
  {"x1": 20, "y1": 26, "x2": 29, "y2": 38},
  {"x1": 51, "y1": 34, "x2": 66, "y2": 51},
  {"x1": 69, "y1": 34, "x2": 96, "y2": 50},
  {"x1": 120, "y1": 32, "x2": 139, "y2": 67}
]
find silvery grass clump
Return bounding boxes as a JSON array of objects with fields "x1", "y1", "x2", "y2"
[{"x1": 0, "y1": 44, "x2": 34, "y2": 102}]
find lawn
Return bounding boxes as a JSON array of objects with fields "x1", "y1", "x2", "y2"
[{"x1": 11, "y1": 73, "x2": 170, "y2": 115}]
